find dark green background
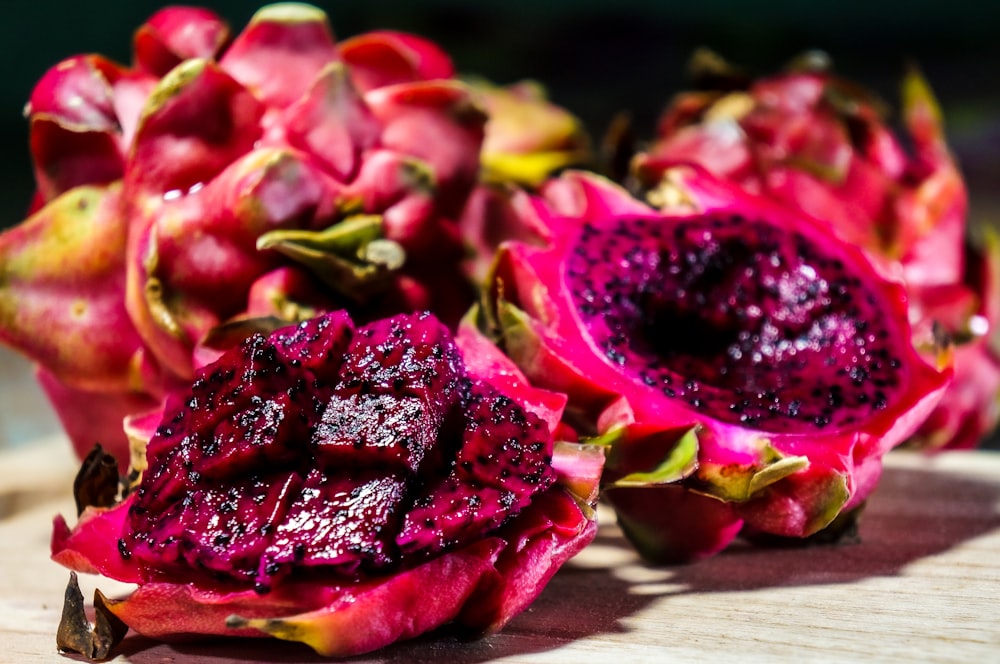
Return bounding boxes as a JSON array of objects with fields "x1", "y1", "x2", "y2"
[{"x1": 1, "y1": 0, "x2": 998, "y2": 227}]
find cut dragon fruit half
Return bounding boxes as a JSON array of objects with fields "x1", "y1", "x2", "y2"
[
  {"x1": 52, "y1": 310, "x2": 602, "y2": 656},
  {"x1": 484, "y1": 167, "x2": 951, "y2": 562}
]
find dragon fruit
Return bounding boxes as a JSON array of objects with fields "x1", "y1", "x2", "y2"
[
  {"x1": 906, "y1": 232, "x2": 1000, "y2": 449},
  {"x1": 0, "y1": 3, "x2": 486, "y2": 465},
  {"x1": 470, "y1": 78, "x2": 593, "y2": 188},
  {"x1": 52, "y1": 310, "x2": 601, "y2": 657},
  {"x1": 458, "y1": 79, "x2": 594, "y2": 286},
  {"x1": 482, "y1": 167, "x2": 950, "y2": 563},
  {"x1": 632, "y1": 51, "x2": 998, "y2": 450},
  {"x1": 633, "y1": 50, "x2": 967, "y2": 287}
]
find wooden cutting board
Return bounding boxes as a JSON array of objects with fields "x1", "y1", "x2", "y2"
[{"x1": 2, "y1": 435, "x2": 999, "y2": 663}]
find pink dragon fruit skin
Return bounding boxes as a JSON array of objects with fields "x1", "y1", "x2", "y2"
[
  {"x1": 632, "y1": 53, "x2": 998, "y2": 450},
  {"x1": 634, "y1": 54, "x2": 967, "y2": 290},
  {"x1": 119, "y1": 5, "x2": 484, "y2": 380},
  {"x1": 52, "y1": 311, "x2": 602, "y2": 656},
  {"x1": 907, "y1": 233, "x2": 1000, "y2": 450},
  {"x1": 456, "y1": 78, "x2": 595, "y2": 286},
  {"x1": 0, "y1": 185, "x2": 142, "y2": 392},
  {"x1": 0, "y1": 3, "x2": 486, "y2": 465},
  {"x1": 484, "y1": 167, "x2": 951, "y2": 563}
]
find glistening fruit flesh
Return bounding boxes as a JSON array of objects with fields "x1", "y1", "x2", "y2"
[
  {"x1": 569, "y1": 213, "x2": 905, "y2": 433},
  {"x1": 51, "y1": 311, "x2": 601, "y2": 656},
  {"x1": 486, "y1": 167, "x2": 950, "y2": 562}
]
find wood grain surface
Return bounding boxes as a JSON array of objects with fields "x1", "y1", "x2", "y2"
[{"x1": 2, "y1": 435, "x2": 999, "y2": 663}]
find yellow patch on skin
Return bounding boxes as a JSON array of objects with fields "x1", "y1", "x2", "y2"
[
  {"x1": 704, "y1": 92, "x2": 755, "y2": 123},
  {"x1": 71, "y1": 300, "x2": 87, "y2": 318},
  {"x1": 252, "y1": 2, "x2": 327, "y2": 24}
]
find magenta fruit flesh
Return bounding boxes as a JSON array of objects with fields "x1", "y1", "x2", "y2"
[
  {"x1": 568, "y1": 213, "x2": 904, "y2": 433},
  {"x1": 124, "y1": 310, "x2": 556, "y2": 594}
]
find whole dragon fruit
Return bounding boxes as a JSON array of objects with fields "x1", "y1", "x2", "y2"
[
  {"x1": 632, "y1": 51, "x2": 999, "y2": 450},
  {"x1": 0, "y1": 3, "x2": 486, "y2": 465},
  {"x1": 52, "y1": 310, "x2": 602, "y2": 657},
  {"x1": 481, "y1": 167, "x2": 950, "y2": 563}
]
